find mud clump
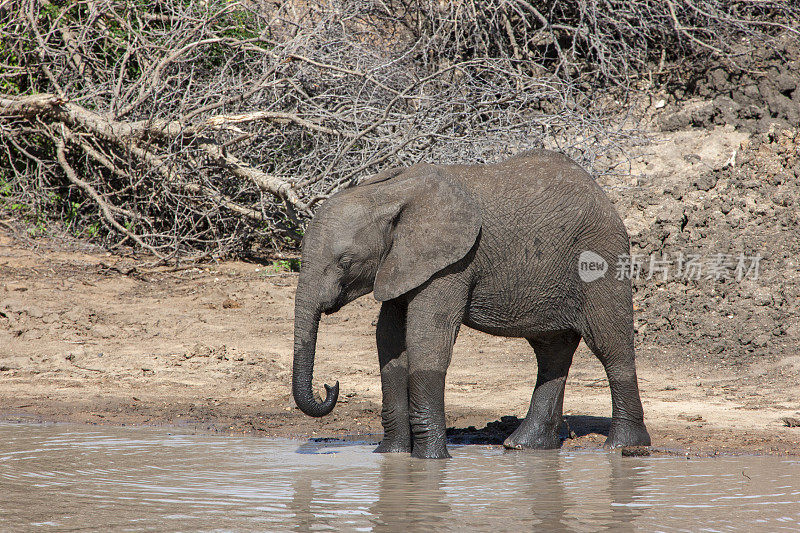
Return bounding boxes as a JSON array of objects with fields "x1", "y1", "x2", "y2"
[
  {"x1": 446, "y1": 415, "x2": 522, "y2": 445},
  {"x1": 783, "y1": 417, "x2": 800, "y2": 428},
  {"x1": 660, "y1": 37, "x2": 800, "y2": 133},
  {"x1": 621, "y1": 446, "x2": 651, "y2": 457}
]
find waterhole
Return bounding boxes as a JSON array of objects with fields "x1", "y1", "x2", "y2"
[{"x1": 1, "y1": 422, "x2": 799, "y2": 531}]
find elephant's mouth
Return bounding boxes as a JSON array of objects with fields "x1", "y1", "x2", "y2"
[
  {"x1": 321, "y1": 283, "x2": 371, "y2": 315},
  {"x1": 323, "y1": 299, "x2": 344, "y2": 315}
]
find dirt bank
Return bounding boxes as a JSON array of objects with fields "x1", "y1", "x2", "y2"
[{"x1": 599, "y1": 126, "x2": 800, "y2": 369}]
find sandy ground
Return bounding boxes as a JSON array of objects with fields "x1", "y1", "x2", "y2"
[{"x1": 1, "y1": 228, "x2": 798, "y2": 456}]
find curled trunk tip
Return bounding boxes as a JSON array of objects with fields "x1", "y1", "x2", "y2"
[{"x1": 293, "y1": 379, "x2": 339, "y2": 417}]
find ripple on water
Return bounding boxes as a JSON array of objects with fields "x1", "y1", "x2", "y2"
[{"x1": 1, "y1": 422, "x2": 799, "y2": 531}]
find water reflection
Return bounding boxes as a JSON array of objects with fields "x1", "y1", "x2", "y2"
[
  {"x1": 605, "y1": 454, "x2": 646, "y2": 532},
  {"x1": 370, "y1": 455, "x2": 451, "y2": 531},
  {"x1": 288, "y1": 476, "x2": 312, "y2": 532},
  {"x1": 1, "y1": 423, "x2": 800, "y2": 532},
  {"x1": 521, "y1": 451, "x2": 570, "y2": 530}
]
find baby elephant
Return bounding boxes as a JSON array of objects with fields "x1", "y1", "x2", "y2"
[{"x1": 292, "y1": 150, "x2": 650, "y2": 458}]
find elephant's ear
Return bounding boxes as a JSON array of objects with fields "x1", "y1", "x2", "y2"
[{"x1": 373, "y1": 171, "x2": 481, "y2": 302}]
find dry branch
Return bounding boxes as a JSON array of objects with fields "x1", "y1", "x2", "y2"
[
  {"x1": 1, "y1": 0, "x2": 796, "y2": 261},
  {"x1": 52, "y1": 127, "x2": 166, "y2": 260},
  {"x1": 203, "y1": 111, "x2": 350, "y2": 138},
  {"x1": 0, "y1": 93, "x2": 308, "y2": 216}
]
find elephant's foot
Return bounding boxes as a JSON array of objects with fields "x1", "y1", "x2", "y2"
[
  {"x1": 375, "y1": 414, "x2": 412, "y2": 453},
  {"x1": 410, "y1": 440, "x2": 451, "y2": 459},
  {"x1": 503, "y1": 423, "x2": 562, "y2": 450},
  {"x1": 604, "y1": 418, "x2": 651, "y2": 448},
  {"x1": 409, "y1": 429, "x2": 450, "y2": 459},
  {"x1": 374, "y1": 435, "x2": 412, "y2": 453}
]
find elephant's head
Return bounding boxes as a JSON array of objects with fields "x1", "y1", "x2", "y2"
[{"x1": 292, "y1": 165, "x2": 481, "y2": 417}]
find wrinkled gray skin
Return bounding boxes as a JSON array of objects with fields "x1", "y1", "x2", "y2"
[{"x1": 293, "y1": 150, "x2": 651, "y2": 459}]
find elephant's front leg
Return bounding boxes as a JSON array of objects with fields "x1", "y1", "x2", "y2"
[
  {"x1": 405, "y1": 284, "x2": 465, "y2": 459},
  {"x1": 375, "y1": 300, "x2": 411, "y2": 453}
]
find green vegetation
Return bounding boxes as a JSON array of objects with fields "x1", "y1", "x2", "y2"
[{"x1": 264, "y1": 258, "x2": 301, "y2": 274}]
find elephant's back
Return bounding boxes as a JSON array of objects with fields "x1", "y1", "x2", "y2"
[{"x1": 445, "y1": 150, "x2": 626, "y2": 247}]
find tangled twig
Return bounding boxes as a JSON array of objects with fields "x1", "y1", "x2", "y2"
[{"x1": 0, "y1": 0, "x2": 796, "y2": 261}]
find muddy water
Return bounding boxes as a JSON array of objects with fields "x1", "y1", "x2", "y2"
[{"x1": 1, "y1": 423, "x2": 799, "y2": 532}]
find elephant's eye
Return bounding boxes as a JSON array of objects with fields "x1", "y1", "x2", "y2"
[{"x1": 338, "y1": 254, "x2": 353, "y2": 268}]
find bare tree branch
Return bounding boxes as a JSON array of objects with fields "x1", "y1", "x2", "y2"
[
  {"x1": 52, "y1": 126, "x2": 166, "y2": 259},
  {"x1": 1, "y1": 0, "x2": 796, "y2": 262}
]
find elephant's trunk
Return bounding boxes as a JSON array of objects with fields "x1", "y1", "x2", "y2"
[{"x1": 292, "y1": 290, "x2": 339, "y2": 417}]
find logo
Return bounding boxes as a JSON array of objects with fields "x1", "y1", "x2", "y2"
[{"x1": 578, "y1": 250, "x2": 608, "y2": 282}]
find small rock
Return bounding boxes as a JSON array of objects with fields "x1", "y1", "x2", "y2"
[
  {"x1": 678, "y1": 413, "x2": 705, "y2": 422},
  {"x1": 739, "y1": 331, "x2": 755, "y2": 345},
  {"x1": 752, "y1": 334, "x2": 771, "y2": 348},
  {"x1": 25, "y1": 306, "x2": 44, "y2": 319},
  {"x1": 185, "y1": 343, "x2": 213, "y2": 358},
  {"x1": 752, "y1": 289, "x2": 773, "y2": 307},
  {"x1": 23, "y1": 329, "x2": 42, "y2": 340},
  {"x1": 62, "y1": 308, "x2": 86, "y2": 325},
  {"x1": 222, "y1": 298, "x2": 241, "y2": 309},
  {"x1": 782, "y1": 417, "x2": 800, "y2": 428}
]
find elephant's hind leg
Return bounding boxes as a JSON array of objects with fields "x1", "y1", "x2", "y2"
[
  {"x1": 504, "y1": 331, "x2": 580, "y2": 450},
  {"x1": 375, "y1": 300, "x2": 412, "y2": 453},
  {"x1": 582, "y1": 314, "x2": 651, "y2": 448}
]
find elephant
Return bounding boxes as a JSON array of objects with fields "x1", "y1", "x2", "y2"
[{"x1": 292, "y1": 149, "x2": 651, "y2": 459}]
